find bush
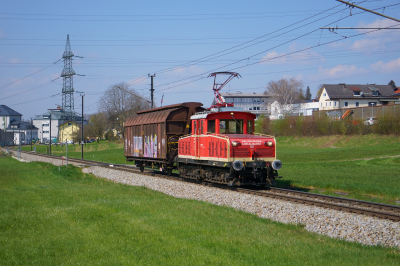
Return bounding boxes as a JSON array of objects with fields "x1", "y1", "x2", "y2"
[{"x1": 261, "y1": 108, "x2": 400, "y2": 137}]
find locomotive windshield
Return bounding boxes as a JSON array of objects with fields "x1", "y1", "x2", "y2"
[{"x1": 220, "y1": 119, "x2": 243, "y2": 134}]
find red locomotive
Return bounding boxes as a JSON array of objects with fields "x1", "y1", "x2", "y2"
[{"x1": 124, "y1": 102, "x2": 282, "y2": 186}]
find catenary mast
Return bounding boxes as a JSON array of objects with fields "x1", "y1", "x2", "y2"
[{"x1": 61, "y1": 34, "x2": 76, "y2": 114}]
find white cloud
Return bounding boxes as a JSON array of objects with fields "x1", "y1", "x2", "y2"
[
  {"x1": 370, "y1": 57, "x2": 400, "y2": 72},
  {"x1": 260, "y1": 49, "x2": 324, "y2": 65},
  {"x1": 351, "y1": 38, "x2": 384, "y2": 50},
  {"x1": 357, "y1": 18, "x2": 400, "y2": 36},
  {"x1": 9, "y1": 58, "x2": 23, "y2": 64}
]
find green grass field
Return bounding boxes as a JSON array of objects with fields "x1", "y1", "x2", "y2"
[
  {"x1": 276, "y1": 135, "x2": 400, "y2": 205},
  {"x1": 1, "y1": 154, "x2": 399, "y2": 265},
  {"x1": 20, "y1": 140, "x2": 131, "y2": 165},
  {"x1": 17, "y1": 134, "x2": 400, "y2": 205}
]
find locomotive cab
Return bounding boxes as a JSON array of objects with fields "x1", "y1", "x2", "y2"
[{"x1": 177, "y1": 111, "x2": 282, "y2": 186}]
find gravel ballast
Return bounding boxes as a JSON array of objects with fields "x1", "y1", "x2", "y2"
[{"x1": 6, "y1": 150, "x2": 400, "y2": 249}]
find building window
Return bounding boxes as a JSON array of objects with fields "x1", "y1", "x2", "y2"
[
  {"x1": 372, "y1": 91, "x2": 379, "y2": 96},
  {"x1": 323, "y1": 93, "x2": 326, "y2": 97},
  {"x1": 329, "y1": 102, "x2": 331, "y2": 106},
  {"x1": 325, "y1": 102, "x2": 327, "y2": 107},
  {"x1": 344, "y1": 102, "x2": 348, "y2": 107},
  {"x1": 242, "y1": 98, "x2": 252, "y2": 103},
  {"x1": 234, "y1": 98, "x2": 241, "y2": 103},
  {"x1": 353, "y1": 91, "x2": 360, "y2": 96},
  {"x1": 355, "y1": 102, "x2": 359, "y2": 107},
  {"x1": 43, "y1": 131, "x2": 49, "y2": 133},
  {"x1": 225, "y1": 98, "x2": 233, "y2": 103},
  {"x1": 334, "y1": 102, "x2": 337, "y2": 107},
  {"x1": 68, "y1": 122, "x2": 72, "y2": 126},
  {"x1": 320, "y1": 103, "x2": 322, "y2": 107},
  {"x1": 43, "y1": 124, "x2": 49, "y2": 127}
]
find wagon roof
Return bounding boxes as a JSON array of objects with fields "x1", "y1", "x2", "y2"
[
  {"x1": 136, "y1": 102, "x2": 203, "y2": 115},
  {"x1": 125, "y1": 107, "x2": 180, "y2": 126},
  {"x1": 125, "y1": 102, "x2": 203, "y2": 127}
]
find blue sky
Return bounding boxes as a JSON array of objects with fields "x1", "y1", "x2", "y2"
[{"x1": 1, "y1": 0, "x2": 400, "y2": 119}]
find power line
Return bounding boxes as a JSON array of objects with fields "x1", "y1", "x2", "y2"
[{"x1": 0, "y1": 59, "x2": 61, "y2": 91}]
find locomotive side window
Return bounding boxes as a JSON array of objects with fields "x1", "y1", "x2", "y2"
[
  {"x1": 207, "y1": 120, "x2": 215, "y2": 133},
  {"x1": 194, "y1": 121, "x2": 197, "y2": 135},
  {"x1": 200, "y1": 120, "x2": 204, "y2": 135},
  {"x1": 247, "y1": 120, "x2": 254, "y2": 134},
  {"x1": 220, "y1": 119, "x2": 243, "y2": 134}
]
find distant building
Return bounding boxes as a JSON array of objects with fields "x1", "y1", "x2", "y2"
[
  {"x1": 0, "y1": 105, "x2": 38, "y2": 145},
  {"x1": 6, "y1": 120, "x2": 39, "y2": 145},
  {"x1": 220, "y1": 92, "x2": 270, "y2": 117},
  {"x1": 319, "y1": 84, "x2": 400, "y2": 110},
  {"x1": 33, "y1": 107, "x2": 88, "y2": 143},
  {"x1": 59, "y1": 121, "x2": 82, "y2": 143},
  {"x1": 269, "y1": 100, "x2": 319, "y2": 119},
  {"x1": 0, "y1": 105, "x2": 22, "y2": 131}
]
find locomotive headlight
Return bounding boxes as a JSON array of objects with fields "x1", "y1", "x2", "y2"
[
  {"x1": 232, "y1": 141, "x2": 240, "y2": 147},
  {"x1": 233, "y1": 160, "x2": 244, "y2": 171},
  {"x1": 272, "y1": 160, "x2": 282, "y2": 170},
  {"x1": 265, "y1": 141, "x2": 273, "y2": 147}
]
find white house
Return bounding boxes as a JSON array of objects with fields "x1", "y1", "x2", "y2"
[
  {"x1": 0, "y1": 105, "x2": 22, "y2": 130},
  {"x1": 318, "y1": 83, "x2": 399, "y2": 111},
  {"x1": 0, "y1": 105, "x2": 39, "y2": 145},
  {"x1": 269, "y1": 100, "x2": 319, "y2": 120},
  {"x1": 7, "y1": 120, "x2": 39, "y2": 145}
]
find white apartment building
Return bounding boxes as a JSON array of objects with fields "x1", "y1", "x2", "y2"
[{"x1": 220, "y1": 92, "x2": 271, "y2": 117}]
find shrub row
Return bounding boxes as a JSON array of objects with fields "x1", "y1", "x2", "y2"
[{"x1": 258, "y1": 109, "x2": 400, "y2": 136}]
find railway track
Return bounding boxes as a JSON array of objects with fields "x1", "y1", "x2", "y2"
[{"x1": 5, "y1": 148, "x2": 400, "y2": 222}]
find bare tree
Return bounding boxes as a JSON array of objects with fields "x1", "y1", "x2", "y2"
[
  {"x1": 265, "y1": 77, "x2": 304, "y2": 115},
  {"x1": 85, "y1": 112, "x2": 109, "y2": 140},
  {"x1": 99, "y1": 82, "x2": 151, "y2": 137}
]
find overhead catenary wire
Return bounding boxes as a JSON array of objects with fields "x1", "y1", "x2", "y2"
[{"x1": 155, "y1": 5, "x2": 400, "y2": 92}]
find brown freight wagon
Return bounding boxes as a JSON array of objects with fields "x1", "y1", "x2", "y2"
[{"x1": 124, "y1": 102, "x2": 205, "y2": 173}]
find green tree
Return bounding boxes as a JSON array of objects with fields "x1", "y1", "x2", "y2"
[
  {"x1": 388, "y1": 80, "x2": 396, "y2": 89},
  {"x1": 305, "y1": 86, "x2": 312, "y2": 100}
]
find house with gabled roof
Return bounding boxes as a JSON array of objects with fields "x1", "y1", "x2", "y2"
[
  {"x1": 0, "y1": 105, "x2": 22, "y2": 131},
  {"x1": 0, "y1": 105, "x2": 39, "y2": 145},
  {"x1": 318, "y1": 83, "x2": 400, "y2": 110}
]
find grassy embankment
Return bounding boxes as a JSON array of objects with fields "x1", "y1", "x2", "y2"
[
  {"x1": 276, "y1": 134, "x2": 400, "y2": 205},
  {"x1": 17, "y1": 134, "x2": 400, "y2": 205},
  {"x1": 20, "y1": 140, "x2": 129, "y2": 165},
  {"x1": 1, "y1": 154, "x2": 399, "y2": 265}
]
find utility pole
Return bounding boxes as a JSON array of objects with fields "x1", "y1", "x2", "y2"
[
  {"x1": 148, "y1": 74, "x2": 156, "y2": 109},
  {"x1": 30, "y1": 117, "x2": 33, "y2": 151},
  {"x1": 76, "y1": 91, "x2": 85, "y2": 159}
]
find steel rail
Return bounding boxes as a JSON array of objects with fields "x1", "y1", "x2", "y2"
[{"x1": 7, "y1": 148, "x2": 400, "y2": 222}]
